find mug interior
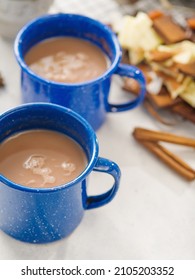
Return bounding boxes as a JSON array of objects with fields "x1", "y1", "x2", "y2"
[
  {"x1": 0, "y1": 103, "x2": 98, "y2": 190},
  {"x1": 15, "y1": 13, "x2": 121, "y2": 84}
]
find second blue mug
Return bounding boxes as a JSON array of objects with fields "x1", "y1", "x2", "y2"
[
  {"x1": 0, "y1": 103, "x2": 121, "y2": 243},
  {"x1": 14, "y1": 13, "x2": 146, "y2": 130}
]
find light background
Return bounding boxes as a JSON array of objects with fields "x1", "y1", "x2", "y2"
[{"x1": 0, "y1": 0, "x2": 195, "y2": 260}]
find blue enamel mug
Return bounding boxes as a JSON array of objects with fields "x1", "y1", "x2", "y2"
[
  {"x1": 14, "y1": 13, "x2": 146, "y2": 131},
  {"x1": 0, "y1": 103, "x2": 121, "y2": 243}
]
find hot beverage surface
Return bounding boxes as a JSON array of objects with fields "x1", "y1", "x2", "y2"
[
  {"x1": 25, "y1": 37, "x2": 108, "y2": 83},
  {"x1": 0, "y1": 129, "x2": 87, "y2": 188}
]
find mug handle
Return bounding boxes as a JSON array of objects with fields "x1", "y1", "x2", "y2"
[
  {"x1": 107, "y1": 63, "x2": 146, "y2": 112},
  {"x1": 85, "y1": 157, "x2": 121, "y2": 210}
]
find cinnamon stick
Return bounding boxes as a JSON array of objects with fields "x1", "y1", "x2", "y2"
[
  {"x1": 137, "y1": 140, "x2": 195, "y2": 181},
  {"x1": 133, "y1": 127, "x2": 195, "y2": 147}
]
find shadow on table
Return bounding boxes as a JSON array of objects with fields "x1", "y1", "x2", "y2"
[{"x1": 0, "y1": 230, "x2": 69, "y2": 260}]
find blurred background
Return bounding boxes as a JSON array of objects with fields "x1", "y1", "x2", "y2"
[{"x1": 0, "y1": 0, "x2": 194, "y2": 40}]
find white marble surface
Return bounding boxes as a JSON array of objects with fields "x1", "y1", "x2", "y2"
[{"x1": 0, "y1": 0, "x2": 195, "y2": 260}]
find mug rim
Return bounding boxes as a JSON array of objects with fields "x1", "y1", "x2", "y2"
[
  {"x1": 14, "y1": 13, "x2": 122, "y2": 88},
  {"x1": 0, "y1": 103, "x2": 99, "y2": 193}
]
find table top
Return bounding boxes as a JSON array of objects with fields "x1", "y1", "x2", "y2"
[{"x1": 0, "y1": 0, "x2": 195, "y2": 260}]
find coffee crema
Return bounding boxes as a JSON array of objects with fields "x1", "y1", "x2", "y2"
[
  {"x1": 24, "y1": 37, "x2": 108, "y2": 83},
  {"x1": 0, "y1": 129, "x2": 88, "y2": 188}
]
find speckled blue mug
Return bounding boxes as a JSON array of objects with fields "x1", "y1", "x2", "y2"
[
  {"x1": 0, "y1": 103, "x2": 121, "y2": 243},
  {"x1": 14, "y1": 13, "x2": 146, "y2": 131}
]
